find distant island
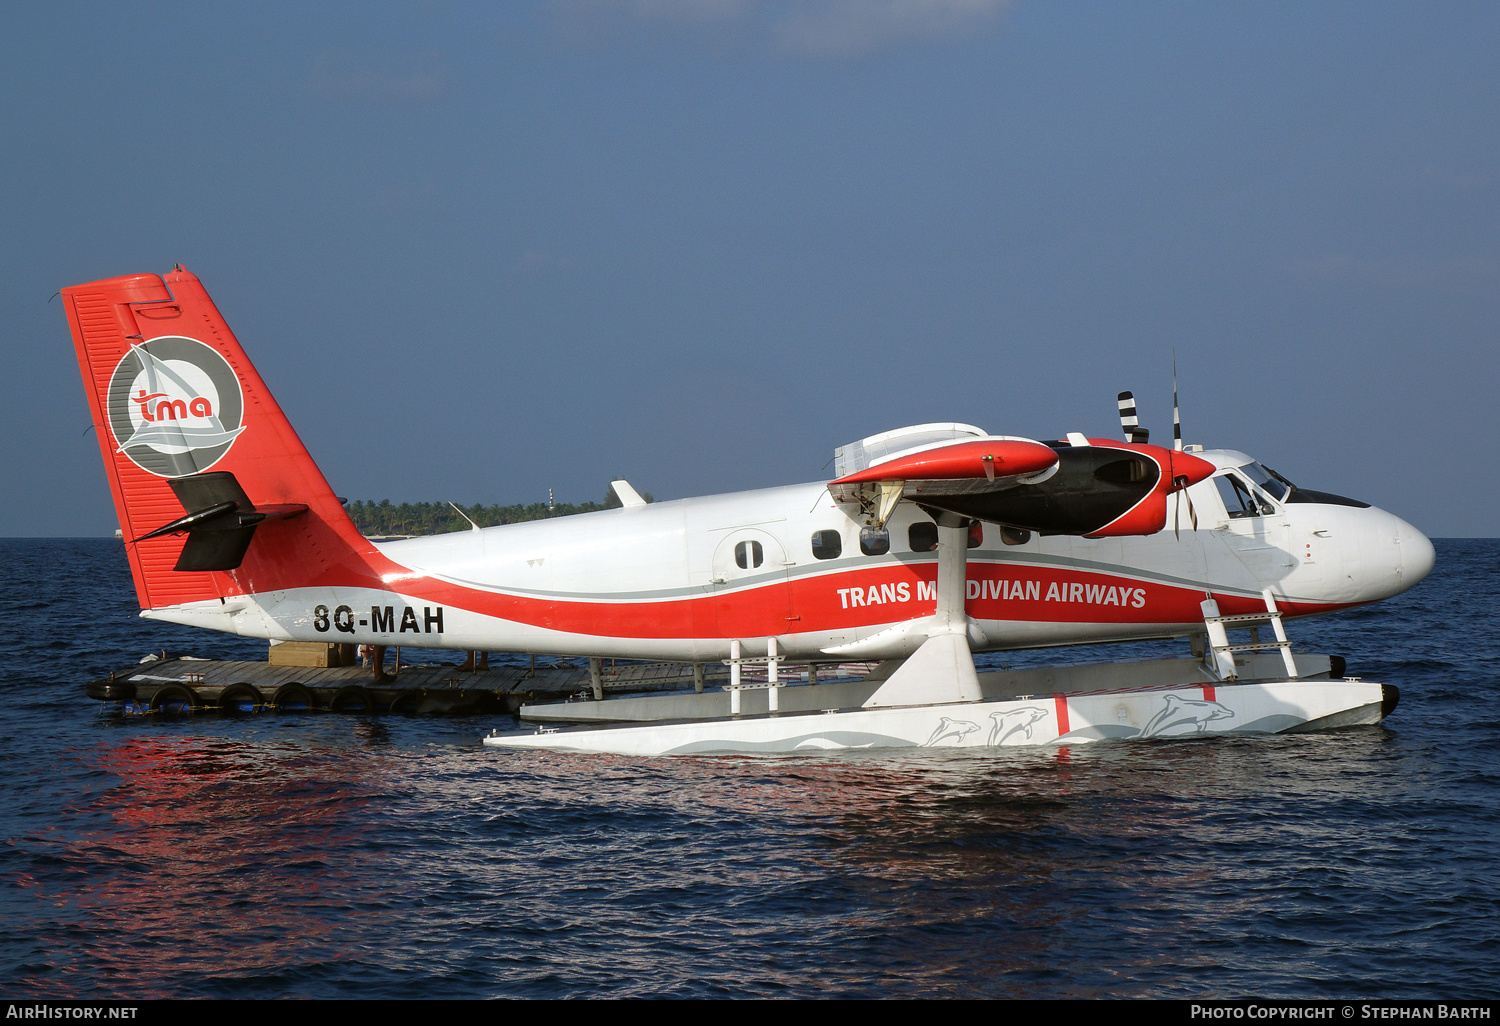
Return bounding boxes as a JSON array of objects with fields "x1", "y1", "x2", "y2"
[{"x1": 345, "y1": 485, "x2": 650, "y2": 538}]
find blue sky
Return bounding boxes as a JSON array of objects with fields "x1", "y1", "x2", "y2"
[{"x1": 6, "y1": 1, "x2": 1497, "y2": 536}]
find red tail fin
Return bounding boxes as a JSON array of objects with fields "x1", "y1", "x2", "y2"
[{"x1": 63, "y1": 268, "x2": 378, "y2": 610}]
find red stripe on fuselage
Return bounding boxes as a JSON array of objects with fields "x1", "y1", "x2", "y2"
[{"x1": 215, "y1": 544, "x2": 1356, "y2": 641}]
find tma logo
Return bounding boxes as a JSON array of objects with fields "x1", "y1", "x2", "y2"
[
  {"x1": 131, "y1": 389, "x2": 215, "y2": 423},
  {"x1": 107, "y1": 337, "x2": 245, "y2": 477}
]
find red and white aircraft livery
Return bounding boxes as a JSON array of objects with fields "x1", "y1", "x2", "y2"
[{"x1": 63, "y1": 268, "x2": 1432, "y2": 671}]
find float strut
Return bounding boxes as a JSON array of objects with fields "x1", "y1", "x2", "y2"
[
  {"x1": 862, "y1": 512, "x2": 983, "y2": 708},
  {"x1": 729, "y1": 640, "x2": 742, "y2": 715},
  {"x1": 767, "y1": 637, "x2": 779, "y2": 713}
]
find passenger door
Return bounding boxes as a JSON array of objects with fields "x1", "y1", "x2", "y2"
[{"x1": 710, "y1": 528, "x2": 796, "y2": 639}]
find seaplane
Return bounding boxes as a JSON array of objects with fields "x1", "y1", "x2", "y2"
[{"x1": 61, "y1": 267, "x2": 1434, "y2": 755}]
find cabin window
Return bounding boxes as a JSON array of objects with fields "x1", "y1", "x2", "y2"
[
  {"x1": 967, "y1": 521, "x2": 983, "y2": 548},
  {"x1": 1001, "y1": 527, "x2": 1031, "y2": 546},
  {"x1": 908, "y1": 522, "x2": 938, "y2": 553},
  {"x1": 735, "y1": 539, "x2": 764, "y2": 569},
  {"x1": 859, "y1": 526, "x2": 890, "y2": 556},
  {"x1": 811, "y1": 530, "x2": 842, "y2": 560}
]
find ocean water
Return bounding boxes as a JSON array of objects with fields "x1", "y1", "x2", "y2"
[{"x1": 0, "y1": 538, "x2": 1496, "y2": 999}]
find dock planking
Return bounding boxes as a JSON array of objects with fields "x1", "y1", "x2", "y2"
[{"x1": 87, "y1": 655, "x2": 738, "y2": 716}]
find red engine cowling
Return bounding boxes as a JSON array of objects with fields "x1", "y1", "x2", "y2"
[{"x1": 1082, "y1": 441, "x2": 1217, "y2": 538}]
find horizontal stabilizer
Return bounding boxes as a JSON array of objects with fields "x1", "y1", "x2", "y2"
[{"x1": 130, "y1": 471, "x2": 308, "y2": 572}]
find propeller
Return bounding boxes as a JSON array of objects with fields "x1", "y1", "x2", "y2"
[
  {"x1": 1117, "y1": 391, "x2": 1149, "y2": 444},
  {"x1": 1117, "y1": 364, "x2": 1200, "y2": 538},
  {"x1": 1170, "y1": 356, "x2": 1198, "y2": 536}
]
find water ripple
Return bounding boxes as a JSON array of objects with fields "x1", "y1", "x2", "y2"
[{"x1": 0, "y1": 539, "x2": 1496, "y2": 997}]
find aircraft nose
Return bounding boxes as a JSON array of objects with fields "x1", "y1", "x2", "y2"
[
  {"x1": 1397, "y1": 517, "x2": 1436, "y2": 589},
  {"x1": 1345, "y1": 506, "x2": 1434, "y2": 603}
]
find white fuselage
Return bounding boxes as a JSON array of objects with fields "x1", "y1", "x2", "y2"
[{"x1": 150, "y1": 449, "x2": 1433, "y2": 663}]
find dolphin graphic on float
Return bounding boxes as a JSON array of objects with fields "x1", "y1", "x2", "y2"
[
  {"x1": 988, "y1": 706, "x2": 1051, "y2": 746},
  {"x1": 1140, "y1": 694, "x2": 1235, "y2": 737}
]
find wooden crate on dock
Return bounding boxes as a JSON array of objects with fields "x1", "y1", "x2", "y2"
[{"x1": 268, "y1": 641, "x2": 356, "y2": 668}]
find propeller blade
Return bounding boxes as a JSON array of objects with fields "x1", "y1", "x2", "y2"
[
  {"x1": 1171, "y1": 472, "x2": 1201, "y2": 540},
  {"x1": 1117, "y1": 391, "x2": 1149, "y2": 444},
  {"x1": 1172, "y1": 353, "x2": 1183, "y2": 451}
]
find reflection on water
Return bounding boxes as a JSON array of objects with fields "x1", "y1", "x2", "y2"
[{"x1": 11, "y1": 728, "x2": 397, "y2": 997}]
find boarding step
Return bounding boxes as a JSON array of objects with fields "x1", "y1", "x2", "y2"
[
  {"x1": 1201, "y1": 590, "x2": 1300, "y2": 682},
  {"x1": 722, "y1": 638, "x2": 790, "y2": 713},
  {"x1": 1208, "y1": 611, "x2": 1290, "y2": 625}
]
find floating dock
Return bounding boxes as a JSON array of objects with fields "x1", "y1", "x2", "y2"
[
  {"x1": 86, "y1": 656, "x2": 732, "y2": 715},
  {"x1": 84, "y1": 652, "x2": 880, "y2": 716}
]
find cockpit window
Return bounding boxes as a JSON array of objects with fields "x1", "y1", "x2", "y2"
[
  {"x1": 1240, "y1": 462, "x2": 1293, "y2": 501},
  {"x1": 1215, "y1": 473, "x2": 1274, "y2": 519}
]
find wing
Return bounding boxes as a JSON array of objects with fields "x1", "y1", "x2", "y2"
[{"x1": 828, "y1": 425, "x2": 1216, "y2": 538}]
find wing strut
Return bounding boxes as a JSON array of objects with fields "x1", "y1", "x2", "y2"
[{"x1": 862, "y1": 512, "x2": 984, "y2": 708}]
